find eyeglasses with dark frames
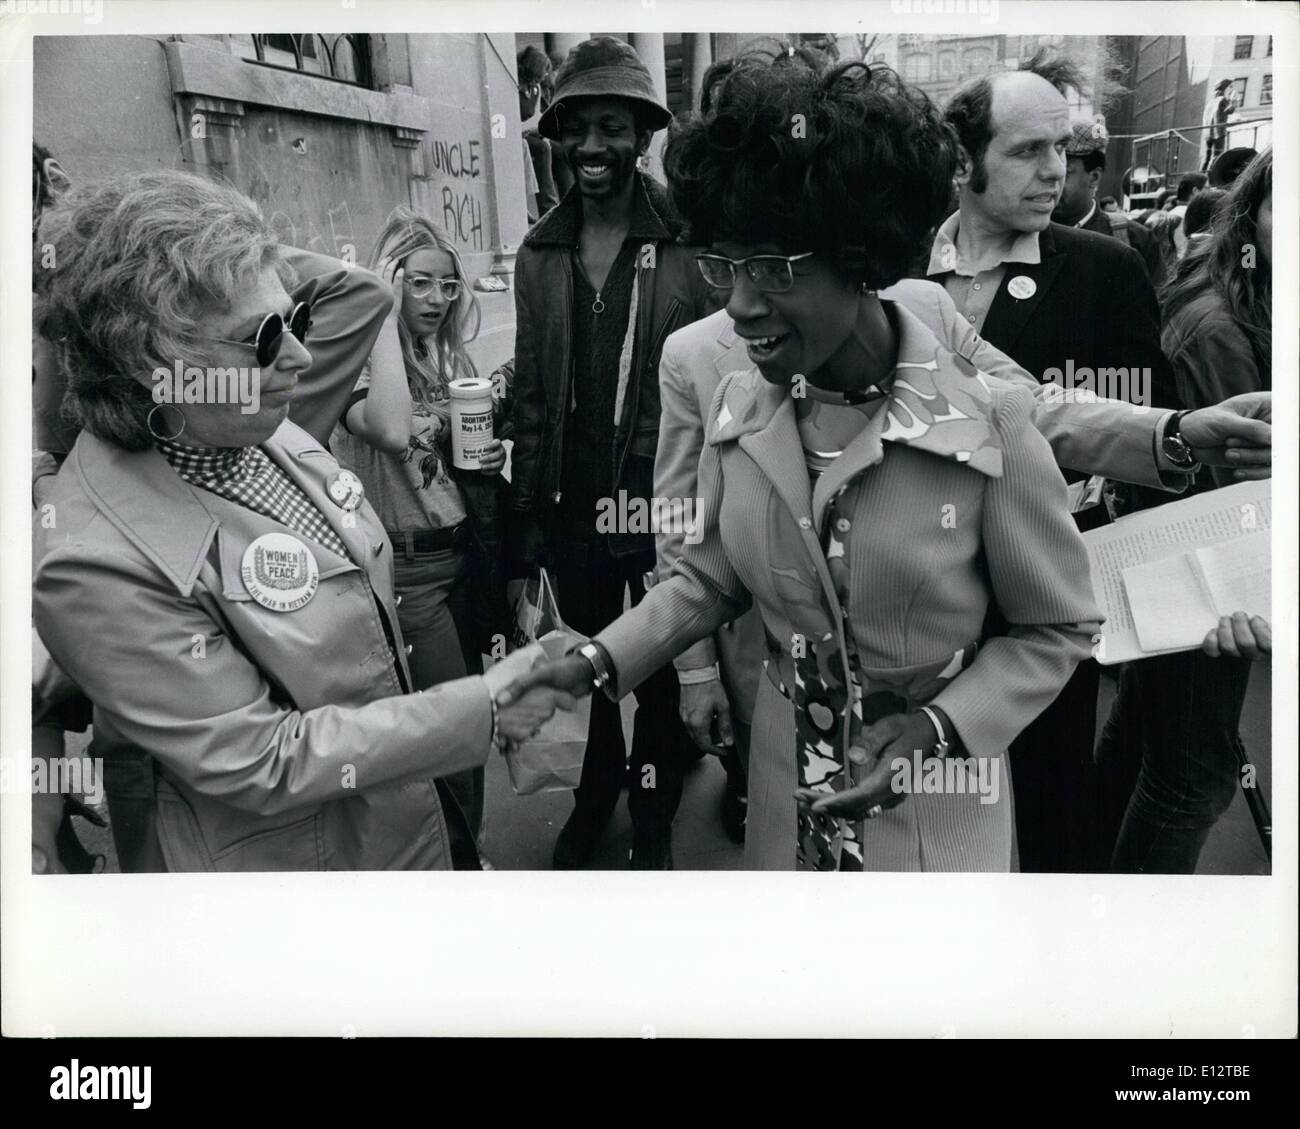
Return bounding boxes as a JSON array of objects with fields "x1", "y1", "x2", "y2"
[
  {"x1": 212, "y1": 300, "x2": 313, "y2": 368},
  {"x1": 695, "y1": 251, "x2": 815, "y2": 293}
]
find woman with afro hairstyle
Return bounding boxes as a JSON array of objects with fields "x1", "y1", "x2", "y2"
[{"x1": 505, "y1": 46, "x2": 1102, "y2": 872}]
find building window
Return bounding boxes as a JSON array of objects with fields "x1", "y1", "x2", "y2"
[
  {"x1": 903, "y1": 53, "x2": 932, "y2": 83},
  {"x1": 240, "y1": 33, "x2": 374, "y2": 87},
  {"x1": 1233, "y1": 36, "x2": 1252, "y2": 60},
  {"x1": 1260, "y1": 74, "x2": 1272, "y2": 105},
  {"x1": 1230, "y1": 77, "x2": 1247, "y2": 105},
  {"x1": 1266, "y1": 36, "x2": 1272, "y2": 57},
  {"x1": 939, "y1": 52, "x2": 956, "y2": 78},
  {"x1": 964, "y1": 47, "x2": 992, "y2": 75}
]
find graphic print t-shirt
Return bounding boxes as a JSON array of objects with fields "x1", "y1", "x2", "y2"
[{"x1": 330, "y1": 364, "x2": 467, "y2": 533}]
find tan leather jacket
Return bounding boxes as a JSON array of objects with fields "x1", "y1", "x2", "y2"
[{"x1": 33, "y1": 420, "x2": 494, "y2": 871}]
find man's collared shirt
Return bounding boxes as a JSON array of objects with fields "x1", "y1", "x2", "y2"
[
  {"x1": 926, "y1": 211, "x2": 1041, "y2": 333},
  {"x1": 1072, "y1": 201, "x2": 1098, "y2": 230}
]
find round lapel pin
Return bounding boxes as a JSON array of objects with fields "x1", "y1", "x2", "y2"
[
  {"x1": 325, "y1": 469, "x2": 365, "y2": 512},
  {"x1": 241, "y1": 532, "x2": 319, "y2": 612},
  {"x1": 1008, "y1": 275, "x2": 1037, "y2": 300}
]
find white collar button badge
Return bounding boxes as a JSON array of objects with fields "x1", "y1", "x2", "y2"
[
  {"x1": 326, "y1": 469, "x2": 366, "y2": 512},
  {"x1": 241, "y1": 532, "x2": 320, "y2": 612},
  {"x1": 1008, "y1": 275, "x2": 1037, "y2": 300}
]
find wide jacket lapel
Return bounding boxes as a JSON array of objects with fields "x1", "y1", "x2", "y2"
[
  {"x1": 261, "y1": 422, "x2": 373, "y2": 573},
  {"x1": 981, "y1": 232, "x2": 1067, "y2": 356},
  {"x1": 810, "y1": 301, "x2": 1006, "y2": 531}
]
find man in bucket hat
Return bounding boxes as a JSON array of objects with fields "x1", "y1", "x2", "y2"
[{"x1": 509, "y1": 37, "x2": 715, "y2": 869}]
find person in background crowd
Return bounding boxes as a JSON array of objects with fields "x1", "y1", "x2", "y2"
[
  {"x1": 1207, "y1": 145, "x2": 1256, "y2": 190},
  {"x1": 1144, "y1": 209, "x2": 1183, "y2": 284},
  {"x1": 32, "y1": 170, "x2": 568, "y2": 872},
  {"x1": 518, "y1": 45, "x2": 559, "y2": 223},
  {"x1": 545, "y1": 49, "x2": 576, "y2": 200},
  {"x1": 936, "y1": 49, "x2": 1268, "y2": 872},
  {"x1": 1201, "y1": 79, "x2": 1236, "y2": 173},
  {"x1": 1096, "y1": 149, "x2": 1273, "y2": 873},
  {"x1": 510, "y1": 36, "x2": 715, "y2": 869},
  {"x1": 1053, "y1": 119, "x2": 1164, "y2": 287},
  {"x1": 503, "y1": 53, "x2": 1108, "y2": 873},
  {"x1": 331, "y1": 207, "x2": 509, "y2": 860},
  {"x1": 31, "y1": 140, "x2": 105, "y2": 875},
  {"x1": 1181, "y1": 185, "x2": 1226, "y2": 253},
  {"x1": 1168, "y1": 171, "x2": 1207, "y2": 258},
  {"x1": 1099, "y1": 195, "x2": 1118, "y2": 213}
]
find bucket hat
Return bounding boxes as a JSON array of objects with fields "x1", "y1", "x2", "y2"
[
  {"x1": 1207, "y1": 146, "x2": 1258, "y2": 188},
  {"x1": 537, "y1": 36, "x2": 672, "y2": 140}
]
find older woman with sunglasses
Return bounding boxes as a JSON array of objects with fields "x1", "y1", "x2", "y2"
[
  {"x1": 505, "y1": 56, "x2": 1104, "y2": 872},
  {"x1": 32, "y1": 170, "x2": 569, "y2": 872}
]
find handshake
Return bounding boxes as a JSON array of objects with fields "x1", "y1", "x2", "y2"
[{"x1": 482, "y1": 641, "x2": 599, "y2": 747}]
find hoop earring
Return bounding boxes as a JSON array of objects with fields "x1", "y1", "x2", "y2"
[{"x1": 146, "y1": 404, "x2": 186, "y2": 442}]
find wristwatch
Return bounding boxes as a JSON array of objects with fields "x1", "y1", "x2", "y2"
[{"x1": 1160, "y1": 410, "x2": 1198, "y2": 470}]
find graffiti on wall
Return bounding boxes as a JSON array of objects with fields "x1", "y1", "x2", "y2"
[
  {"x1": 245, "y1": 156, "x2": 360, "y2": 260},
  {"x1": 429, "y1": 135, "x2": 486, "y2": 252}
]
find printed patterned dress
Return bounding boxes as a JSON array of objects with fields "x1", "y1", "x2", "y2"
[{"x1": 785, "y1": 381, "x2": 978, "y2": 871}]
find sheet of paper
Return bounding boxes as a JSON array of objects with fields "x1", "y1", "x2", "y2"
[
  {"x1": 1198, "y1": 531, "x2": 1272, "y2": 621},
  {"x1": 1125, "y1": 553, "x2": 1219, "y2": 653},
  {"x1": 1082, "y1": 479, "x2": 1271, "y2": 664}
]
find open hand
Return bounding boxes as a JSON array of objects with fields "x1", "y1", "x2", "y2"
[
  {"x1": 376, "y1": 255, "x2": 405, "y2": 318},
  {"x1": 793, "y1": 711, "x2": 939, "y2": 822}
]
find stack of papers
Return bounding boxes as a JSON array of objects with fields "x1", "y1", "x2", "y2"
[{"x1": 1081, "y1": 480, "x2": 1272, "y2": 664}]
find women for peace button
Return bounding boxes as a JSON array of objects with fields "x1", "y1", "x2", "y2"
[
  {"x1": 241, "y1": 532, "x2": 319, "y2": 612},
  {"x1": 1007, "y1": 275, "x2": 1037, "y2": 300}
]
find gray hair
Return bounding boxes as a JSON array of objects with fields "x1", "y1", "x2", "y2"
[{"x1": 34, "y1": 170, "x2": 293, "y2": 449}]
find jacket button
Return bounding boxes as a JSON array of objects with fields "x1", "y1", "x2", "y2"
[
  {"x1": 395, "y1": 595, "x2": 403, "y2": 606},
  {"x1": 835, "y1": 516, "x2": 851, "y2": 533},
  {"x1": 405, "y1": 644, "x2": 413, "y2": 655},
  {"x1": 798, "y1": 516, "x2": 812, "y2": 530}
]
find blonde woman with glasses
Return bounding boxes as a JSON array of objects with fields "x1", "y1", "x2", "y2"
[{"x1": 332, "y1": 207, "x2": 508, "y2": 861}]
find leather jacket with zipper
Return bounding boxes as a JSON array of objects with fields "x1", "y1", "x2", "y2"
[{"x1": 509, "y1": 173, "x2": 715, "y2": 560}]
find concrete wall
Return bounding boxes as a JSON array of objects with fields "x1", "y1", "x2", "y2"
[{"x1": 32, "y1": 32, "x2": 526, "y2": 376}]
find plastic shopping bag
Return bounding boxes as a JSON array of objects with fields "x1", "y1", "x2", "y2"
[{"x1": 501, "y1": 568, "x2": 589, "y2": 795}]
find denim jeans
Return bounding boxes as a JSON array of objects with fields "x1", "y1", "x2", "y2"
[
  {"x1": 1095, "y1": 650, "x2": 1254, "y2": 873},
  {"x1": 390, "y1": 544, "x2": 485, "y2": 842}
]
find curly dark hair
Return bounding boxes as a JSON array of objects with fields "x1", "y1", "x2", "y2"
[{"x1": 663, "y1": 43, "x2": 957, "y2": 291}]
